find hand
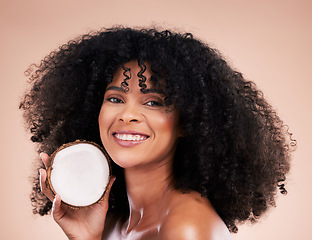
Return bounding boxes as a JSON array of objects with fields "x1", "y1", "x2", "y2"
[{"x1": 39, "y1": 152, "x2": 115, "y2": 240}]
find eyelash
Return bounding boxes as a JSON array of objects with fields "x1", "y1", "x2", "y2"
[
  {"x1": 106, "y1": 97, "x2": 123, "y2": 104},
  {"x1": 105, "y1": 97, "x2": 164, "y2": 107},
  {"x1": 145, "y1": 101, "x2": 164, "y2": 107}
]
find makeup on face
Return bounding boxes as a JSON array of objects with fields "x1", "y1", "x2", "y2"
[{"x1": 98, "y1": 60, "x2": 181, "y2": 169}]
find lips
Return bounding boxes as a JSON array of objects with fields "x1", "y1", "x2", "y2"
[{"x1": 112, "y1": 131, "x2": 150, "y2": 147}]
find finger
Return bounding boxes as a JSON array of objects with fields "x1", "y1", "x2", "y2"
[
  {"x1": 39, "y1": 152, "x2": 50, "y2": 169},
  {"x1": 51, "y1": 194, "x2": 65, "y2": 223},
  {"x1": 107, "y1": 176, "x2": 116, "y2": 193},
  {"x1": 98, "y1": 176, "x2": 116, "y2": 208},
  {"x1": 39, "y1": 168, "x2": 55, "y2": 201},
  {"x1": 105, "y1": 176, "x2": 116, "y2": 198}
]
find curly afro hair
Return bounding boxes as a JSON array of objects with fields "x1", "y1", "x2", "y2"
[{"x1": 19, "y1": 27, "x2": 295, "y2": 232}]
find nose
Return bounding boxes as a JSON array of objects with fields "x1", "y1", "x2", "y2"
[{"x1": 119, "y1": 104, "x2": 143, "y2": 124}]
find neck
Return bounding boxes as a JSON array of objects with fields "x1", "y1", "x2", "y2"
[{"x1": 123, "y1": 161, "x2": 174, "y2": 232}]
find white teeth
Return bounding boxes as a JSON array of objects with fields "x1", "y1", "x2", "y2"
[{"x1": 115, "y1": 133, "x2": 147, "y2": 141}]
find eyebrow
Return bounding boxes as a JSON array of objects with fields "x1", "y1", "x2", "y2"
[
  {"x1": 144, "y1": 88, "x2": 166, "y2": 95},
  {"x1": 106, "y1": 86, "x2": 127, "y2": 93},
  {"x1": 106, "y1": 86, "x2": 166, "y2": 96}
]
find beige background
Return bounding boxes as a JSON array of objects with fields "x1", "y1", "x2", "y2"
[{"x1": 1, "y1": 0, "x2": 311, "y2": 239}]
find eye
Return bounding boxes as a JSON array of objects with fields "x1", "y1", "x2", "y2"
[
  {"x1": 145, "y1": 100, "x2": 164, "y2": 107},
  {"x1": 106, "y1": 97, "x2": 124, "y2": 104}
]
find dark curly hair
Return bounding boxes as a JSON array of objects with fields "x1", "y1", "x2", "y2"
[{"x1": 19, "y1": 27, "x2": 295, "y2": 232}]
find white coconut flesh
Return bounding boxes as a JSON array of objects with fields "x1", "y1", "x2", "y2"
[{"x1": 50, "y1": 143, "x2": 110, "y2": 207}]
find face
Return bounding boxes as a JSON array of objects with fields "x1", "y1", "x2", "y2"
[{"x1": 98, "y1": 60, "x2": 181, "y2": 170}]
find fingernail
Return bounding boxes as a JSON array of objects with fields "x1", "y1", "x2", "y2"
[
  {"x1": 53, "y1": 195, "x2": 57, "y2": 205},
  {"x1": 51, "y1": 197, "x2": 56, "y2": 220},
  {"x1": 39, "y1": 170, "x2": 42, "y2": 191}
]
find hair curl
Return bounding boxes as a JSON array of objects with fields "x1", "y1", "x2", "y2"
[{"x1": 20, "y1": 27, "x2": 295, "y2": 232}]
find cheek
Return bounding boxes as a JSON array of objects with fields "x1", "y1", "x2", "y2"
[
  {"x1": 98, "y1": 105, "x2": 111, "y2": 136},
  {"x1": 152, "y1": 112, "x2": 180, "y2": 137},
  {"x1": 157, "y1": 116, "x2": 175, "y2": 130},
  {"x1": 98, "y1": 107, "x2": 104, "y2": 130}
]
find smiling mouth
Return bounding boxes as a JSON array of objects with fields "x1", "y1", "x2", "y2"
[
  {"x1": 112, "y1": 132, "x2": 149, "y2": 147},
  {"x1": 113, "y1": 132, "x2": 150, "y2": 141}
]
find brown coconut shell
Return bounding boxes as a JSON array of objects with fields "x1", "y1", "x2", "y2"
[{"x1": 46, "y1": 140, "x2": 112, "y2": 209}]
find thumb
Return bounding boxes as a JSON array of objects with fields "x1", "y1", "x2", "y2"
[
  {"x1": 98, "y1": 176, "x2": 116, "y2": 210},
  {"x1": 51, "y1": 194, "x2": 65, "y2": 222},
  {"x1": 105, "y1": 176, "x2": 116, "y2": 199}
]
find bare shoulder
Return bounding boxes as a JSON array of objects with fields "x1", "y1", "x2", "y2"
[{"x1": 159, "y1": 191, "x2": 233, "y2": 240}]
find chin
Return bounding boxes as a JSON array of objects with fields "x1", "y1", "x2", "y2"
[{"x1": 106, "y1": 151, "x2": 140, "y2": 169}]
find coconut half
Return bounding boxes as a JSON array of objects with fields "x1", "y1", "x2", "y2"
[{"x1": 46, "y1": 140, "x2": 111, "y2": 208}]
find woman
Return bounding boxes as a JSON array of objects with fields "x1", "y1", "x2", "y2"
[{"x1": 20, "y1": 27, "x2": 294, "y2": 239}]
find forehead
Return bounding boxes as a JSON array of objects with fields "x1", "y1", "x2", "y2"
[
  {"x1": 109, "y1": 60, "x2": 166, "y2": 93},
  {"x1": 112, "y1": 60, "x2": 150, "y2": 81}
]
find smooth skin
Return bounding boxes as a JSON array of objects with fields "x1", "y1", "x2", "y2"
[{"x1": 39, "y1": 60, "x2": 232, "y2": 240}]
